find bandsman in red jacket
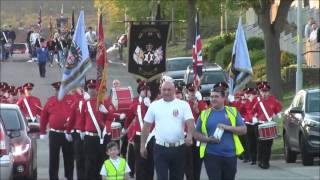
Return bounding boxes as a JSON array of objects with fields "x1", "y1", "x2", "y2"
[
  {"x1": 82, "y1": 79, "x2": 116, "y2": 180},
  {"x1": 16, "y1": 83, "x2": 42, "y2": 122},
  {"x1": 252, "y1": 82, "x2": 282, "y2": 169},
  {"x1": 185, "y1": 83, "x2": 208, "y2": 180},
  {"x1": 40, "y1": 82, "x2": 74, "y2": 180},
  {"x1": 125, "y1": 80, "x2": 154, "y2": 180}
]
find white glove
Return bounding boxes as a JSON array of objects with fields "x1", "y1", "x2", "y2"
[
  {"x1": 228, "y1": 95, "x2": 235, "y2": 102},
  {"x1": 195, "y1": 91, "x2": 202, "y2": 101},
  {"x1": 40, "y1": 134, "x2": 47, "y2": 140},
  {"x1": 65, "y1": 133, "x2": 73, "y2": 142},
  {"x1": 120, "y1": 113, "x2": 126, "y2": 120},
  {"x1": 80, "y1": 132, "x2": 85, "y2": 141},
  {"x1": 83, "y1": 92, "x2": 90, "y2": 100},
  {"x1": 277, "y1": 113, "x2": 282, "y2": 119},
  {"x1": 99, "y1": 104, "x2": 108, "y2": 114},
  {"x1": 143, "y1": 97, "x2": 151, "y2": 107},
  {"x1": 252, "y1": 117, "x2": 258, "y2": 124},
  {"x1": 121, "y1": 128, "x2": 127, "y2": 135}
]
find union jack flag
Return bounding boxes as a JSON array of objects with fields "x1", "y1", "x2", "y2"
[{"x1": 192, "y1": 11, "x2": 203, "y2": 88}]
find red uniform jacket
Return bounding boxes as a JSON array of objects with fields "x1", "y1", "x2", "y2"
[
  {"x1": 126, "y1": 97, "x2": 154, "y2": 141},
  {"x1": 82, "y1": 97, "x2": 116, "y2": 134},
  {"x1": 66, "y1": 93, "x2": 85, "y2": 133},
  {"x1": 40, "y1": 94, "x2": 74, "y2": 134},
  {"x1": 237, "y1": 100, "x2": 255, "y2": 123},
  {"x1": 188, "y1": 99, "x2": 208, "y2": 123},
  {"x1": 17, "y1": 95, "x2": 42, "y2": 119},
  {"x1": 252, "y1": 95, "x2": 282, "y2": 122}
]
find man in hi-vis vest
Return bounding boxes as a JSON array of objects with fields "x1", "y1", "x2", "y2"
[{"x1": 194, "y1": 82, "x2": 247, "y2": 180}]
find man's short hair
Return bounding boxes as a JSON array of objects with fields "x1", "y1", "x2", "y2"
[
  {"x1": 88, "y1": 26, "x2": 92, "y2": 30},
  {"x1": 106, "y1": 141, "x2": 118, "y2": 151}
]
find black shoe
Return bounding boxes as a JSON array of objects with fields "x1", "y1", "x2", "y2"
[
  {"x1": 243, "y1": 159, "x2": 250, "y2": 163},
  {"x1": 260, "y1": 163, "x2": 269, "y2": 169},
  {"x1": 251, "y1": 161, "x2": 256, "y2": 165}
]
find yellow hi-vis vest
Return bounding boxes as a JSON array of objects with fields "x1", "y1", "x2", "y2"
[
  {"x1": 199, "y1": 106, "x2": 244, "y2": 158},
  {"x1": 104, "y1": 157, "x2": 126, "y2": 180}
]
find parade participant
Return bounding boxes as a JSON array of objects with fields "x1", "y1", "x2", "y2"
[
  {"x1": 36, "y1": 38, "x2": 49, "y2": 77},
  {"x1": 100, "y1": 141, "x2": 131, "y2": 179},
  {"x1": 40, "y1": 81, "x2": 74, "y2": 180},
  {"x1": 175, "y1": 83, "x2": 184, "y2": 100},
  {"x1": 242, "y1": 87, "x2": 259, "y2": 165},
  {"x1": 66, "y1": 87, "x2": 87, "y2": 180},
  {"x1": 85, "y1": 26, "x2": 97, "y2": 59},
  {"x1": 47, "y1": 37, "x2": 57, "y2": 67},
  {"x1": 16, "y1": 83, "x2": 42, "y2": 122},
  {"x1": 112, "y1": 79, "x2": 121, "y2": 89},
  {"x1": 253, "y1": 82, "x2": 282, "y2": 169},
  {"x1": 8, "y1": 25, "x2": 15, "y2": 56},
  {"x1": 26, "y1": 26, "x2": 34, "y2": 57},
  {"x1": 7, "y1": 88, "x2": 18, "y2": 104},
  {"x1": 82, "y1": 79, "x2": 114, "y2": 180},
  {"x1": 30, "y1": 28, "x2": 40, "y2": 61},
  {"x1": 185, "y1": 83, "x2": 208, "y2": 180},
  {"x1": 125, "y1": 80, "x2": 154, "y2": 180},
  {"x1": 141, "y1": 80, "x2": 195, "y2": 180},
  {"x1": 194, "y1": 82, "x2": 246, "y2": 180}
]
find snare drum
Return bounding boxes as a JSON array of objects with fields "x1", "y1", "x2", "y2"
[
  {"x1": 258, "y1": 121, "x2": 278, "y2": 140},
  {"x1": 111, "y1": 122, "x2": 122, "y2": 140},
  {"x1": 111, "y1": 87, "x2": 134, "y2": 113}
]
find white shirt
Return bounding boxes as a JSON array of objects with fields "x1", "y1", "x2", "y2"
[
  {"x1": 85, "y1": 31, "x2": 97, "y2": 45},
  {"x1": 100, "y1": 157, "x2": 131, "y2": 176},
  {"x1": 30, "y1": 32, "x2": 40, "y2": 45},
  {"x1": 309, "y1": 29, "x2": 318, "y2": 42},
  {"x1": 144, "y1": 98, "x2": 194, "y2": 143}
]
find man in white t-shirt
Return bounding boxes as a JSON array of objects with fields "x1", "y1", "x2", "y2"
[{"x1": 140, "y1": 80, "x2": 195, "y2": 180}]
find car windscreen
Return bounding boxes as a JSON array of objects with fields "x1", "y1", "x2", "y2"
[
  {"x1": 0, "y1": 109, "x2": 22, "y2": 131},
  {"x1": 306, "y1": 91, "x2": 320, "y2": 113},
  {"x1": 166, "y1": 58, "x2": 193, "y2": 71},
  {"x1": 188, "y1": 71, "x2": 226, "y2": 84}
]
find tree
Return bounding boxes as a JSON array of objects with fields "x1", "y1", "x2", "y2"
[{"x1": 240, "y1": 0, "x2": 294, "y2": 99}]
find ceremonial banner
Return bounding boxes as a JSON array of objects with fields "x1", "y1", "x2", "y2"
[
  {"x1": 58, "y1": 10, "x2": 92, "y2": 100},
  {"x1": 128, "y1": 23, "x2": 169, "y2": 80},
  {"x1": 228, "y1": 17, "x2": 253, "y2": 95},
  {"x1": 192, "y1": 11, "x2": 203, "y2": 88}
]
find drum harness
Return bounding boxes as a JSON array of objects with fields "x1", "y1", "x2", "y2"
[
  {"x1": 257, "y1": 97, "x2": 272, "y2": 122},
  {"x1": 87, "y1": 101, "x2": 105, "y2": 144},
  {"x1": 23, "y1": 98, "x2": 36, "y2": 122}
]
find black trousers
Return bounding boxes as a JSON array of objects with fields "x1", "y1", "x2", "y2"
[
  {"x1": 83, "y1": 135, "x2": 111, "y2": 180},
  {"x1": 258, "y1": 139, "x2": 273, "y2": 166},
  {"x1": 185, "y1": 140, "x2": 203, "y2": 180},
  {"x1": 120, "y1": 134, "x2": 128, "y2": 157},
  {"x1": 204, "y1": 154, "x2": 237, "y2": 180},
  {"x1": 72, "y1": 132, "x2": 85, "y2": 180},
  {"x1": 49, "y1": 131, "x2": 74, "y2": 180},
  {"x1": 154, "y1": 143, "x2": 186, "y2": 180},
  {"x1": 127, "y1": 142, "x2": 135, "y2": 176},
  {"x1": 239, "y1": 128, "x2": 249, "y2": 161},
  {"x1": 38, "y1": 62, "x2": 46, "y2": 77},
  {"x1": 134, "y1": 135, "x2": 154, "y2": 180},
  {"x1": 247, "y1": 124, "x2": 258, "y2": 163}
]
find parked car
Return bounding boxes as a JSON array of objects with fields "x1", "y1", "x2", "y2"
[
  {"x1": 184, "y1": 64, "x2": 227, "y2": 103},
  {"x1": 0, "y1": 104, "x2": 39, "y2": 179},
  {"x1": 164, "y1": 57, "x2": 193, "y2": 85},
  {"x1": 11, "y1": 43, "x2": 29, "y2": 60},
  {"x1": 0, "y1": 117, "x2": 13, "y2": 180},
  {"x1": 283, "y1": 88, "x2": 320, "y2": 166}
]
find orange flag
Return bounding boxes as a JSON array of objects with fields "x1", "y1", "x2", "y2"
[{"x1": 96, "y1": 12, "x2": 107, "y2": 108}]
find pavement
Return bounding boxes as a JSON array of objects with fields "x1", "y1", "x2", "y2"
[{"x1": 1, "y1": 57, "x2": 319, "y2": 180}]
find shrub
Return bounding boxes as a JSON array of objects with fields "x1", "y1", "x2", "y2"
[
  {"x1": 247, "y1": 37, "x2": 264, "y2": 50},
  {"x1": 215, "y1": 43, "x2": 233, "y2": 68},
  {"x1": 250, "y1": 49, "x2": 265, "y2": 66},
  {"x1": 253, "y1": 62, "x2": 266, "y2": 81}
]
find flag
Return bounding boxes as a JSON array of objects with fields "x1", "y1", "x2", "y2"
[
  {"x1": 96, "y1": 12, "x2": 108, "y2": 108},
  {"x1": 37, "y1": 6, "x2": 42, "y2": 29},
  {"x1": 48, "y1": 16, "x2": 53, "y2": 39},
  {"x1": 60, "y1": 3, "x2": 64, "y2": 18},
  {"x1": 71, "y1": 8, "x2": 75, "y2": 34},
  {"x1": 228, "y1": 17, "x2": 253, "y2": 95},
  {"x1": 192, "y1": 10, "x2": 203, "y2": 88},
  {"x1": 58, "y1": 10, "x2": 92, "y2": 100}
]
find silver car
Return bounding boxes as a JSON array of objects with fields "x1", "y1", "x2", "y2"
[{"x1": 0, "y1": 118, "x2": 13, "y2": 180}]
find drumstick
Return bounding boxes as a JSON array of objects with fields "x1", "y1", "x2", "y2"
[{"x1": 34, "y1": 104, "x2": 43, "y2": 110}]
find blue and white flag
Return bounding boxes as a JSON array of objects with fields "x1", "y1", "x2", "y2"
[
  {"x1": 58, "y1": 10, "x2": 92, "y2": 100},
  {"x1": 228, "y1": 17, "x2": 253, "y2": 95}
]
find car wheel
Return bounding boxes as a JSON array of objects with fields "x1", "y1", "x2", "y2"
[
  {"x1": 284, "y1": 134, "x2": 297, "y2": 163},
  {"x1": 300, "y1": 135, "x2": 314, "y2": 166}
]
